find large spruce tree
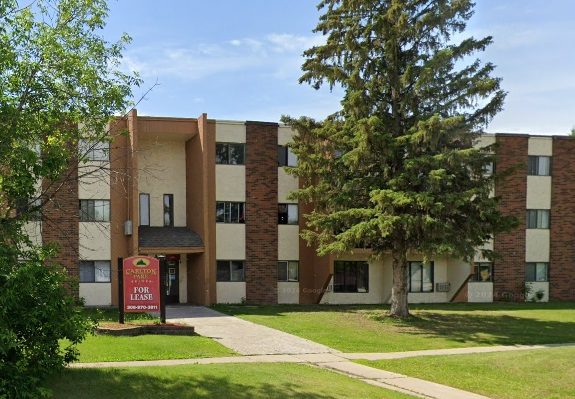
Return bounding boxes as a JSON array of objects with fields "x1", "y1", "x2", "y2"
[{"x1": 283, "y1": 0, "x2": 515, "y2": 317}]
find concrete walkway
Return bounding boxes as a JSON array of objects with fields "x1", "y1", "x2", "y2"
[{"x1": 166, "y1": 305, "x2": 338, "y2": 355}]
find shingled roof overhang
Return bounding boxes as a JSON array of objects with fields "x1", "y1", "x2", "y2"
[{"x1": 138, "y1": 226, "x2": 204, "y2": 254}]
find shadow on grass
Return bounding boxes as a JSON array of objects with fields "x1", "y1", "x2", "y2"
[{"x1": 48, "y1": 368, "x2": 348, "y2": 399}]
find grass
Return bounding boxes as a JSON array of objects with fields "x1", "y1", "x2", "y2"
[
  {"x1": 357, "y1": 347, "x2": 575, "y2": 399},
  {"x1": 69, "y1": 307, "x2": 236, "y2": 362},
  {"x1": 214, "y1": 302, "x2": 575, "y2": 352},
  {"x1": 47, "y1": 363, "x2": 416, "y2": 399}
]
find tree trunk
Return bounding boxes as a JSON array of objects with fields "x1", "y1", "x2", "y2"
[{"x1": 389, "y1": 248, "x2": 410, "y2": 318}]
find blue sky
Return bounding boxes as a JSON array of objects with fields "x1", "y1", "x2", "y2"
[{"x1": 104, "y1": 0, "x2": 575, "y2": 135}]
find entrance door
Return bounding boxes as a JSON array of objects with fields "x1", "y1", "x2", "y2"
[{"x1": 165, "y1": 255, "x2": 180, "y2": 304}]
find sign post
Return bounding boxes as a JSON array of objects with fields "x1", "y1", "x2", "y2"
[
  {"x1": 123, "y1": 256, "x2": 161, "y2": 314},
  {"x1": 118, "y1": 257, "x2": 124, "y2": 324},
  {"x1": 159, "y1": 256, "x2": 167, "y2": 324}
]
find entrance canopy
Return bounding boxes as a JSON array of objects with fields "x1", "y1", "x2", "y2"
[{"x1": 138, "y1": 226, "x2": 204, "y2": 254}]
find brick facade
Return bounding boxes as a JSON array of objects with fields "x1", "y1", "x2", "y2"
[
  {"x1": 245, "y1": 122, "x2": 279, "y2": 304},
  {"x1": 42, "y1": 165, "x2": 80, "y2": 297},
  {"x1": 550, "y1": 138, "x2": 575, "y2": 300},
  {"x1": 493, "y1": 135, "x2": 528, "y2": 301}
]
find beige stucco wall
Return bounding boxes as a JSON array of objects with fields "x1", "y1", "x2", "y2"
[
  {"x1": 138, "y1": 139, "x2": 187, "y2": 227},
  {"x1": 278, "y1": 282, "x2": 299, "y2": 304},
  {"x1": 80, "y1": 283, "x2": 112, "y2": 306},
  {"x1": 216, "y1": 165, "x2": 245, "y2": 201},
  {"x1": 468, "y1": 282, "x2": 493, "y2": 302},
  {"x1": 216, "y1": 121, "x2": 246, "y2": 143},
  {"x1": 216, "y1": 224, "x2": 245, "y2": 259},
  {"x1": 78, "y1": 163, "x2": 111, "y2": 199},
  {"x1": 447, "y1": 258, "x2": 473, "y2": 299},
  {"x1": 278, "y1": 126, "x2": 296, "y2": 146},
  {"x1": 526, "y1": 176, "x2": 551, "y2": 209},
  {"x1": 278, "y1": 225, "x2": 299, "y2": 260},
  {"x1": 475, "y1": 134, "x2": 496, "y2": 148},
  {"x1": 528, "y1": 137, "x2": 553, "y2": 156},
  {"x1": 23, "y1": 222, "x2": 42, "y2": 247},
  {"x1": 525, "y1": 229, "x2": 550, "y2": 261},
  {"x1": 216, "y1": 282, "x2": 246, "y2": 303},
  {"x1": 278, "y1": 168, "x2": 298, "y2": 203},
  {"x1": 79, "y1": 222, "x2": 111, "y2": 260},
  {"x1": 321, "y1": 259, "x2": 386, "y2": 304},
  {"x1": 526, "y1": 282, "x2": 549, "y2": 302},
  {"x1": 179, "y1": 255, "x2": 188, "y2": 303},
  {"x1": 474, "y1": 239, "x2": 494, "y2": 262}
]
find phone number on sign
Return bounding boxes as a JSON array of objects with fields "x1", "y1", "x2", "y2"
[{"x1": 126, "y1": 305, "x2": 159, "y2": 311}]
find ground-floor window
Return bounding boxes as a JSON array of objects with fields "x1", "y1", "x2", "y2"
[
  {"x1": 473, "y1": 262, "x2": 493, "y2": 282},
  {"x1": 217, "y1": 260, "x2": 245, "y2": 282},
  {"x1": 278, "y1": 261, "x2": 299, "y2": 281},
  {"x1": 409, "y1": 261, "x2": 434, "y2": 292},
  {"x1": 334, "y1": 261, "x2": 369, "y2": 293},
  {"x1": 79, "y1": 260, "x2": 111, "y2": 283},
  {"x1": 526, "y1": 262, "x2": 548, "y2": 282}
]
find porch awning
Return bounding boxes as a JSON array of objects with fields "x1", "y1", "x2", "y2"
[{"x1": 138, "y1": 226, "x2": 204, "y2": 254}]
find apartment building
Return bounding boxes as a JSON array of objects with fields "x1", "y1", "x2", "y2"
[{"x1": 26, "y1": 110, "x2": 575, "y2": 306}]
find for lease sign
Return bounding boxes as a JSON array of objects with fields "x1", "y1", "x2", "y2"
[{"x1": 123, "y1": 256, "x2": 160, "y2": 312}]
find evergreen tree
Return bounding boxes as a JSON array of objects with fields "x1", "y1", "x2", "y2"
[{"x1": 283, "y1": 0, "x2": 515, "y2": 317}]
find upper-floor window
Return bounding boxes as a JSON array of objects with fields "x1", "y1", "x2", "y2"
[
  {"x1": 526, "y1": 262, "x2": 548, "y2": 282},
  {"x1": 79, "y1": 140, "x2": 109, "y2": 161},
  {"x1": 334, "y1": 261, "x2": 369, "y2": 293},
  {"x1": 278, "y1": 145, "x2": 297, "y2": 167},
  {"x1": 526, "y1": 209, "x2": 549, "y2": 229},
  {"x1": 217, "y1": 260, "x2": 245, "y2": 282},
  {"x1": 163, "y1": 194, "x2": 174, "y2": 227},
  {"x1": 79, "y1": 260, "x2": 111, "y2": 283},
  {"x1": 80, "y1": 199, "x2": 110, "y2": 222},
  {"x1": 216, "y1": 142, "x2": 245, "y2": 165},
  {"x1": 409, "y1": 261, "x2": 434, "y2": 293},
  {"x1": 139, "y1": 193, "x2": 150, "y2": 226},
  {"x1": 528, "y1": 156, "x2": 551, "y2": 176},
  {"x1": 278, "y1": 203, "x2": 298, "y2": 225},
  {"x1": 16, "y1": 198, "x2": 42, "y2": 221},
  {"x1": 278, "y1": 261, "x2": 299, "y2": 282},
  {"x1": 472, "y1": 262, "x2": 493, "y2": 282},
  {"x1": 216, "y1": 201, "x2": 245, "y2": 223}
]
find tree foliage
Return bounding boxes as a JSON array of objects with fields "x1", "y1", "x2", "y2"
[
  {"x1": 283, "y1": 0, "x2": 516, "y2": 317},
  {"x1": 0, "y1": 0, "x2": 138, "y2": 397}
]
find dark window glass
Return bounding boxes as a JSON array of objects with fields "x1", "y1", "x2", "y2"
[
  {"x1": 278, "y1": 204, "x2": 298, "y2": 224},
  {"x1": 79, "y1": 261, "x2": 111, "y2": 283},
  {"x1": 278, "y1": 261, "x2": 299, "y2": 282},
  {"x1": 278, "y1": 145, "x2": 297, "y2": 167},
  {"x1": 528, "y1": 156, "x2": 551, "y2": 176},
  {"x1": 473, "y1": 262, "x2": 493, "y2": 282},
  {"x1": 79, "y1": 200, "x2": 110, "y2": 222},
  {"x1": 216, "y1": 202, "x2": 245, "y2": 223},
  {"x1": 163, "y1": 194, "x2": 174, "y2": 227},
  {"x1": 217, "y1": 260, "x2": 244, "y2": 282},
  {"x1": 139, "y1": 193, "x2": 150, "y2": 226},
  {"x1": 79, "y1": 140, "x2": 109, "y2": 161},
  {"x1": 334, "y1": 261, "x2": 368, "y2": 293},
  {"x1": 216, "y1": 143, "x2": 245, "y2": 165},
  {"x1": 526, "y1": 209, "x2": 549, "y2": 229},
  {"x1": 526, "y1": 262, "x2": 548, "y2": 282},
  {"x1": 409, "y1": 261, "x2": 434, "y2": 292},
  {"x1": 16, "y1": 198, "x2": 42, "y2": 221}
]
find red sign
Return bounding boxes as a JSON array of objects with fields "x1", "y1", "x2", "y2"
[{"x1": 123, "y1": 256, "x2": 160, "y2": 313}]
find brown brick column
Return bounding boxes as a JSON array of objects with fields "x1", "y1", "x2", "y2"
[
  {"x1": 42, "y1": 165, "x2": 80, "y2": 297},
  {"x1": 245, "y1": 121, "x2": 278, "y2": 304},
  {"x1": 494, "y1": 135, "x2": 528, "y2": 301},
  {"x1": 550, "y1": 137, "x2": 575, "y2": 300}
]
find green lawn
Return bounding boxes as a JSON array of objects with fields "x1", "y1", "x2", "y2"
[
  {"x1": 214, "y1": 302, "x2": 575, "y2": 352},
  {"x1": 48, "y1": 364, "x2": 415, "y2": 399},
  {"x1": 357, "y1": 346, "x2": 575, "y2": 399}
]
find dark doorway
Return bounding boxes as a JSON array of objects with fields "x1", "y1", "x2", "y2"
[{"x1": 165, "y1": 254, "x2": 180, "y2": 304}]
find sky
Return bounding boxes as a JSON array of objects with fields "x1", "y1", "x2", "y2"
[{"x1": 103, "y1": 0, "x2": 575, "y2": 135}]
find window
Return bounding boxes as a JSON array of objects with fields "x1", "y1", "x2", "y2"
[
  {"x1": 79, "y1": 200, "x2": 110, "y2": 222},
  {"x1": 79, "y1": 260, "x2": 111, "y2": 283},
  {"x1": 216, "y1": 142, "x2": 245, "y2": 165},
  {"x1": 334, "y1": 261, "x2": 369, "y2": 293},
  {"x1": 139, "y1": 193, "x2": 150, "y2": 226},
  {"x1": 473, "y1": 262, "x2": 493, "y2": 282},
  {"x1": 278, "y1": 261, "x2": 299, "y2": 282},
  {"x1": 526, "y1": 262, "x2": 549, "y2": 282},
  {"x1": 16, "y1": 198, "x2": 42, "y2": 221},
  {"x1": 216, "y1": 202, "x2": 245, "y2": 223},
  {"x1": 163, "y1": 194, "x2": 174, "y2": 227},
  {"x1": 278, "y1": 204, "x2": 298, "y2": 224},
  {"x1": 79, "y1": 140, "x2": 109, "y2": 161},
  {"x1": 217, "y1": 260, "x2": 245, "y2": 282},
  {"x1": 528, "y1": 156, "x2": 551, "y2": 176},
  {"x1": 483, "y1": 161, "x2": 495, "y2": 176},
  {"x1": 526, "y1": 209, "x2": 550, "y2": 229},
  {"x1": 409, "y1": 261, "x2": 434, "y2": 292},
  {"x1": 278, "y1": 145, "x2": 297, "y2": 167}
]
